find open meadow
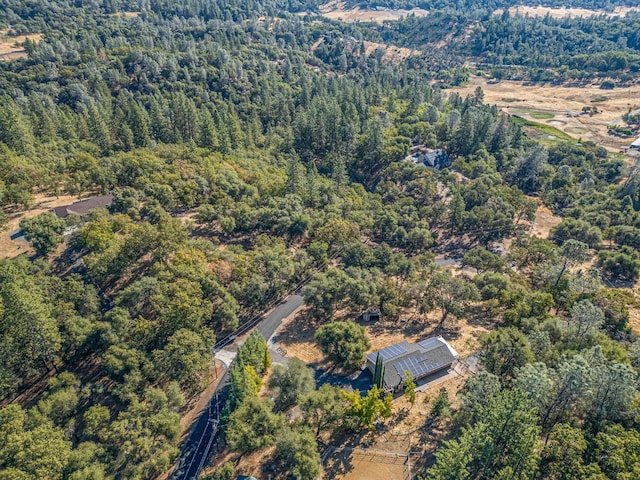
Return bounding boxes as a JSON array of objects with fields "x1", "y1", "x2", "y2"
[{"x1": 451, "y1": 76, "x2": 640, "y2": 152}]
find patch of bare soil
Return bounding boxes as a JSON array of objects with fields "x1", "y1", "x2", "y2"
[
  {"x1": 320, "y1": 1, "x2": 428, "y2": 24},
  {"x1": 323, "y1": 448, "x2": 409, "y2": 480},
  {"x1": 363, "y1": 41, "x2": 416, "y2": 63},
  {"x1": 277, "y1": 309, "x2": 325, "y2": 364},
  {"x1": 532, "y1": 204, "x2": 563, "y2": 239},
  {"x1": 0, "y1": 32, "x2": 42, "y2": 59},
  {"x1": 495, "y1": 5, "x2": 640, "y2": 19},
  {"x1": 0, "y1": 193, "x2": 81, "y2": 259},
  {"x1": 449, "y1": 76, "x2": 640, "y2": 155},
  {"x1": 278, "y1": 304, "x2": 492, "y2": 368},
  {"x1": 629, "y1": 306, "x2": 640, "y2": 335},
  {"x1": 204, "y1": 446, "x2": 278, "y2": 480},
  {"x1": 110, "y1": 11, "x2": 140, "y2": 18}
]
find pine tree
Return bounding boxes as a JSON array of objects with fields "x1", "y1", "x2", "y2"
[
  {"x1": 262, "y1": 347, "x2": 271, "y2": 372},
  {"x1": 86, "y1": 103, "x2": 111, "y2": 152},
  {"x1": 197, "y1": 107, "x2": 218, "y2": 150},
  {"x1": 128, "y1": 101, "x2": 150, "y2": 148},
  {"x1": 373, "y1": 353, "x2": 384, "y2": 389},
  {"x1": 0, "y1": 96, "x2": 35, "y2": 155}
]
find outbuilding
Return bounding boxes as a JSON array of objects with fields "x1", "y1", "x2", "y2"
[{"x1": 52, "y1": 194, "x2": 114, "y2": 219}]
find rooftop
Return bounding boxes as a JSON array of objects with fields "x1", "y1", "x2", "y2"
[
  {"x1": 52, "y1": 194, "x2": 114, "y2": 219},
  {"x1": 367, "y1": 336, "x2": 459, "y2": 390},
  {"x1": 406, "y1": 148, "x2": 452, "y2": 169}
]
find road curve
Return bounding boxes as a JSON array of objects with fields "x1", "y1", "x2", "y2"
[{"x1": 169, "y1": 294, "x2": 304, "y2": 480}]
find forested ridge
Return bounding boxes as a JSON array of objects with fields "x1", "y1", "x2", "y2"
[{"x1": 1, "y1": 0, "x2": 640, "y2": 479}]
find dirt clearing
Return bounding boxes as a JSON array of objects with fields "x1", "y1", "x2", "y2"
[
  {"x1": 531, "y1": 205, "x2": 562, "y2": 239},
  {"x1": 0, "y1": 193, "x2": 81, "y2": 258},
  {"x1": 320, "y1": 1, "x2": 428, "y2": 24},
  {"x1": 0, "y1": 32, "x2": 42, "y2": 60},
  {"x1": 363, "y1": 41, "x2": 417, "y2": 63},
  {"x1": 323, "y1": 448, "x2": 409, "y2": 480},
  {"x1": 277, "y1": 304, "x2": 491, "y2": 371},
  {"x1": 450, "y1": 76, "x2": 640, "y2": 153}
]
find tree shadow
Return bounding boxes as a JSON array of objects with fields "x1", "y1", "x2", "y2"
[
  {"x1": 463, "y1": 304, "x2": 500, "y2": 329},
  {"x1": 277, "y1": 310, "x2": 318, "y2": 348},
  {"x1": 323, "y1": 449, "x2": 355, "y2": 477}
]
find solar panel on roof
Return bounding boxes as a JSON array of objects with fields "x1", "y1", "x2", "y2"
[
  {"x1": 377, "y1": 343, "x2": 407, "y2": 361},
  {"x1": 417, "y1": 337, "x2": 442, "y2": 350},
  {"x1": 394, "y1": 357, "x2": 430, "y2": 380}
]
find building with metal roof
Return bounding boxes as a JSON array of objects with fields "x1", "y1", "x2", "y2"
[
  {"x1": 366, "y1": 337, "x2": 459, "y2": 392},
  {"x1": 405, "y1": 148, "x2": 452, "y2": 170},
  {"x1": 52, "y1": 194, "x2": 114, "y2": 219},
  {"x1": 630, "y1": 137, "x2": 640, "y2": 150}
]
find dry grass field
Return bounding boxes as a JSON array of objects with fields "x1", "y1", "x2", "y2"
[
  {"x1": 323, "y1": 448, "x2": 410, "y2": 480},
  {"x1": 0, "y1": 31, "x2": 42, "y2": 59},
  {"x1": 495, "y1": 5, "x2": 640, "y2": 19},
  {"x1": 278, "y1": 301, "x2": 490, "y2": 371},
  {"x1": 532, "y1": 205, "x2": 563, "y2": 239},
  {"x1": 363, "y1": 41, "x2": 416, "y2": 63},
  {"x1": 0, "y1": 193, "x2": 81, "y2": 258},
  {"x1": 450, "y1": 76, "x2": 640, "y2": 153},
  {"x1": 320, "y1": 1, "x2": 428, "y2": 24}
]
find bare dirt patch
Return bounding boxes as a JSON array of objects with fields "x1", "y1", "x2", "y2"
[
  {"x1": 531, "y1": 205, "x2": 562, "y2": 239},
  {"x1": 0, "y1": 193, "x2": 81, "y2": 258},
  {"x1": 323, "y1": 448, "x2": 410, "y2": 480},
  {"x1": 495, "y1": 5, "x2": 640, "y2": 19},
  {"x1": 110, "y1": 11, "x2": 140, "y2": 18},
  {"x1": 278, "y1": 305, "x2": 490, "y2": 369},
  {"x1": 449, "y1": 76, "x2": 640, "y2": 154},
  {"x1": 629, "y1": 305, "x2": 640, "y2": 335},
  {"x1": 626, "y1": 286, "x2": 640, "y2": 335},
  {"x1": 363, "y1": 41, "x2": 416, "y2": 63},
  {"x1": 0, "y1": 32, "x2": 42, "y2": 59},
  {"x1": 320, "y1": 1, "x2": 428, "y2": 24}
]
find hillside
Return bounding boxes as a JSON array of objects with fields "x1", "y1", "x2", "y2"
[{"x1": 0, "y1": 1, "x2": 640, "y2": 480}]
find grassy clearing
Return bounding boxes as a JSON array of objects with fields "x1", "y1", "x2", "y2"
[
  {"x1": 511, "y1": 115, "x2": 576, "y2": 143},
  {"x1": 510, "y1": 108, "x2": 532, "y2": 115},
  {"x1": 566, "y1": 126, "x2": 589, "y2": 134},
  {"x1": 510, "y1": 108, "x2": 554, "y2": 119},
  {"x1": 530, "y1": 110, "x2": 555, "y2": 119}
]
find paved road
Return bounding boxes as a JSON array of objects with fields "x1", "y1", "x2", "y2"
[
  {"x1": 434, "y1": 256, "x2": 462, "y2": 268},
  {"x1": 170, "y1": 294, "x2": 304, "y2": 480},
  {"x1": 258, "y1": 294, "x2": 304, "y2": 341},
  {"x1": 171, "y1": 374, "x2": 228, "y2": 480}
]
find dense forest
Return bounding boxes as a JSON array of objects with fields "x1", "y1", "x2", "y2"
[
  {"x1": 377, "y1": 11, "x2": 640, "y2": 81},
  {"x1": 1, "y1": 0, "x2": 640, "y2": 479}
]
